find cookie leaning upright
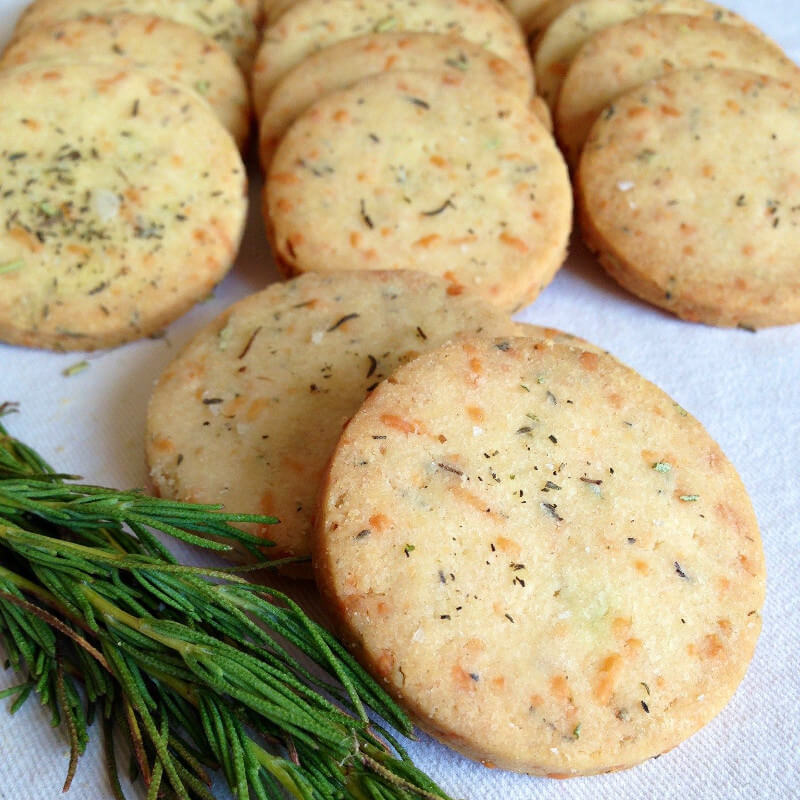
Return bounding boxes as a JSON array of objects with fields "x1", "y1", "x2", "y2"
[
  {"x1": 146, "y1": 271, "x2": 517, "y2": 573},
  {"x1": 258, "y1": 32, "x2": 532, "y2": 170},
  {"x1": 265, "y1": 70, "x2": 571, "y2": 311},
  {"x1": 577, "y1": 68, "x2": 800, "y2": 328},
  {"x1": 0, "y1": 61, "x2": 247, "y2": 351},
  {"x1": 556, "y1": 14, "x2": 800, "y2": 169},
  {"x1": 532, "y1": 0, "x2": 760, "y2": 110},
  {"x1": 10, "y1": 0, "x2": 259, "y2": 71},
  {"x1": 0, "y1": 14, "x2": 251, "y2": 150},
  {"x1": 314, "y1": 336, "x2": 765, "y2": 775},
  {"x1": 251, "y1": 0, "x2": 533, "y2": 119}
]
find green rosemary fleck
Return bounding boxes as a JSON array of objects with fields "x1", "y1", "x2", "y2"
[
  {"x1": 0, "y1": 404, "x2": 452, "y2": 800},
  {"x1": 62, "y1": 360, "x2": 89, "y2": 378},
  {"x1": 0, "y1": 260, "x2": 24, "y2": 275}
]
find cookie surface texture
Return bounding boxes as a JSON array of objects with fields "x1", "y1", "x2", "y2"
[
  {"x1": 503, "y1": 0, "x2": 553, "y2": 32},
  {"x1": 265, "y1": 70, "x2": 571, "y2": 312},
  {"x1": 578, "y1": 68, "x2": 800, "y2": 328},
  {"x1": 556, "y1": 14, "x2": 799, "y2": 168},
  {"x1": 315, "y1": 336, "x2": 765, "y2": 775},
  {"x1": 251, "y1": 0, "x2": 532, "y2": 118},
  {"x1": 12, "y1": 0, "x2": 259, "y2": 71},
  {"x1": 0, "y1": 62, "x2": 247, "y2": 351},
  {"x1": 533, "y1": 0, "x2": 758, "y2": 109},
  {"x1": 146, "y1": 271, "x2": 516, "y2": 573},
  {"x1": 0, "y1": 14, "x2": 251, "y2": 150},
  {"x1": 258, "y1": 32, "x2": 531, "y2": 169}
]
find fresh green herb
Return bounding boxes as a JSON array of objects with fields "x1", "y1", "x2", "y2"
[
  {"x1": 679, "y1": 495, "x2": 700, "y2": 502},
  {"x1": 0, "y1": 260, "x2": 24, "y2": 275},
  {"x1": 404, "y1": 544, "x2": 415, "y2": 557},
  {"x1": 61, "y1": 360, "x2": 89, "y2": 378},
  {"x1": 0, "y1": 407, "x2": 452, "y2": 800},
  {"x1": 572, "y1": 723, "x2": 581, "y2": 739},
  {"x1": 194, "y1": 80, "x2": 211, "y2": 95},
  {"x1": 217, "y1": 324, "x2": 233, "y2": 351},
  {"x1": 652, "y1": 462, "x2": 671, "y2": 473},
  {"x1": 373, "y1": 15, "x2": 396, "y2": 31}
]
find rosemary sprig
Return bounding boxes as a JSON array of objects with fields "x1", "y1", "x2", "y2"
[{"x1": 0, "y1": 406, "x2": 452, "y2": 800}]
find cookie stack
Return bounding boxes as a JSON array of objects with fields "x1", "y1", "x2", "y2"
[
  {"x1": 0, "y1": 1, "x2": 254, "y2": 350},
  {"x1": 511, "y1": 0, "x2": 800, "y2": 328},
  {"x1": 253, "y1": 0, "x2": 573, "y2": 310}
]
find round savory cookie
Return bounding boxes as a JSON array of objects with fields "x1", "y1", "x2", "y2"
[
  {"x1": 0, "y1": 61, "x2": 247, "y2": 351},
  {"x1": 556, "y1": 14, "x2": 800, "y2": 168},
  {"x1": 265, "y1": 70, "x2": 571, "y2": 312},
  {"x1": 146, "y1": 271, "x2": 516, "y2": 573},
  {"x1": 514, "y1": 320, "x2": 604, "y2": 352},
  {"x1": 533, "y1": 0, "x2": 760, "y2": 109},
  {"x1": 258, "y1": 32, "x2": 532, "y2": 170},
  {"x1": 530, "y1": 94, "x2": 553, "y2": 132},
  {"x1": 251, "y1": 0, "x2": 532, "y2": 119},
  {"x1": 11, "y1": 0, "x2": 259, "y2": 71},
  {"x1": 577, "y1": 68, "x2": 800, "y2": 328},
  {"x1": 0, "y1": 14, "x2": 251, "y2": 150},
  {"x1": 315, "y1": 336, "x2": 765, "y2": 775}
]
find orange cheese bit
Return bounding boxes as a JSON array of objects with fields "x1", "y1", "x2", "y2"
[{"x1": 594, "y1": 653, "x2": 623, "y2": 705}]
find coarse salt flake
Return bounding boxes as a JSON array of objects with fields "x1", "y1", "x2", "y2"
[
  {"x1": 617, "y1": 180, "x2": 635, "y2": 192},
  {"x1": 93, "y1": 188, "x2": 120, "y2": 221}
]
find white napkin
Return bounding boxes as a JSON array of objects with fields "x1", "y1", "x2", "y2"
[{"x1": 0, "y1": 0, "x2": 798, "y2": 797}]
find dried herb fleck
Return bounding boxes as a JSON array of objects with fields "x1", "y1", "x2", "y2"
[
  {"x1": 61, "y1": 360, "x2": 89, "y2": 377},
  {"x1": 540, "y1": 503, "x2": 563, "y2": 522},
  {"x1": 327, "y1": 313, "x2": 360, "y2": 332}
]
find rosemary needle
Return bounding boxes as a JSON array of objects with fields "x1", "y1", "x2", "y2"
[{"x1": 0, "y1": 404, "x2": 453, "y2": 800}]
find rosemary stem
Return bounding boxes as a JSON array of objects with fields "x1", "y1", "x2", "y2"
[
  {"x1": 0, "y1": 564, "x2": 59, "y2": 606},
  {"x1": 81, "y1": 585, "x2": 197, "y2": 658},
  {"x1": 249, "y1": 739, "x2": 313, "y2": 800}
]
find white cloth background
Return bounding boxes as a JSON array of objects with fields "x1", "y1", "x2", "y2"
[{"x1": 0, "y1": 0, "x2": 797, "y2": 797}]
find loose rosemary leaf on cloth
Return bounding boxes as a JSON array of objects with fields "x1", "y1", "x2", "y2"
[{"x1": 0, "y1": 408, "x2": 453, "y2": 800}]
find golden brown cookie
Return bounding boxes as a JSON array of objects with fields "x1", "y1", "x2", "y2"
[
  {"x1": 251, "y1": 0, "x2": 532, "y2": 119},
  {"x1": 577, "y1": 68, "x2": 800, "y2": 328},
  {"x1": 146, "y1": 271, "x2": 516, "y2": 574},
  {"x1": 258, "y1": 32, "x2": 532, "y2": 170},
  {"x1": 556, "y1": 14, "x2": 799, "y2": 168},
  {"x1": 315, "y1": 335, "x2": 765, "y2": 775},
  {"x1": 0, "y1": 14, "x2": 251, "y2": 150},
  {"x1": 11, "y1": 0, "x2": 259, "y2": 71},
  {"x1": 0, "y1": 61, "x2": 247, "y2": 351},
  {"x1": 533, "y1": 0, "x2": 759, "y2": 110},
  {"x1": 265, "y1": 70, "x2": 571, "y2": 312}
]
